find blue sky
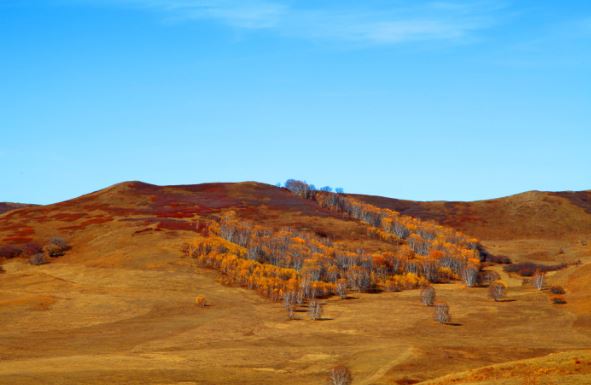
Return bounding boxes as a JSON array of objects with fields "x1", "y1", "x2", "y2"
[{"x1": 1, "y1": 0, "x2": 590, "y2": 204}]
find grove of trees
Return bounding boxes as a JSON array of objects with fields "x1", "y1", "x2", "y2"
[{"x1": 183, "y1": 180, "x2": 486, "y2": 307}]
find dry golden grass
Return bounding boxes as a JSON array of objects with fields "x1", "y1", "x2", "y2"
[
  {"x1": 420, "y1": 349, "x2": 591, "y2": 385},
  {"x1": 1, "y1": 256, "x2": 590, "y2": 385}
]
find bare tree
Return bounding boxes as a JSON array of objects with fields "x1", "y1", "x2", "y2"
[
  {"x1": 284, "y1": 292, "x2": 296, "y2": 320},
  {"x1": 329, "y1": 365, "x2": 352, "y2": 385},
  {"x1": 489, "y1": 280, "x2": 507, "y2": 301},
  {"x1": 420, "y1": 286, "x2": 436, "y2": 306},
  {"x1": 308, "y1": 301, "x2": 323, "y2": 320},
  {"x1": 462, "y1": 265, "x2": 479, "y2": 287},
  {"x1": 336, "y1": 279, "x2": 347, "y2": 299},
  {"x1": 285, "y1": 179, "x2": 311, "y2": 199},
  {"x1": 434, "y1": 302, "x2": 451, "y2": 324},
  {"x1": 533, "y1": 270, "x2": 545, "y2": 290}
]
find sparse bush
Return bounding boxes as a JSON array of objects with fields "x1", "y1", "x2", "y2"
[
  {"x1": 308, "y1": 301, "x2": 323, "y2": 320},
  {"x1": 420, "y1": 286, "x2": 436, "y2": 306},
  {"x1": 489, "y1": 280, "x2": 507, "y2": 301},
  {"x1": 195, "y1": 295, "x2": 207, "y2": 307},
  {"x1": 434, "y1": 302, "x2": 451, "y2": 324},
  {"x1": 0, "y1": 264, "x2": 4, "y2": 273},
  {"x1": 49, "y1": 237, "x2": 70, "y2": 250},
  {"x1": 29, "y1": 253, "x2": 48, "y2": 266},
  {"x1": 44, "y1": 237, "x2": 71, "y2": 258},
  {"x1": 550, "y1": 286, "x2": 565, "y2": 295},
  {"x1": 329, "y1": 365, "x2": 352, "y2": 385},
  {"x1": 478, "y1": 270, "x2": 500, "y2": 286},
  {"x1": 552, "y1": 296, "x2": 567, "y2": 305}
]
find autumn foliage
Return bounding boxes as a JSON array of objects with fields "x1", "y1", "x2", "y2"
[{"x1": 184, "y1": 180, "x2": 484, "y2": 303}]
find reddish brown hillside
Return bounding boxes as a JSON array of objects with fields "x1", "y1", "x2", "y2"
[
  {"x1": 0, "y1": 182, "x2": 410, "y2": 268},
  {"x1": 353, "y1": 190, "x2": 591, "y2": 241}
]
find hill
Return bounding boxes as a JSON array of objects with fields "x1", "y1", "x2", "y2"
[
  {"x1": 353, "y1": 190, "x2": 591, "y2": 263},
  {"x1": 1, "y1": 181, "x2": 590, "y2": 385},
  {"x1": 0, "y1": 202, "x2": 34, "y2": 215}
]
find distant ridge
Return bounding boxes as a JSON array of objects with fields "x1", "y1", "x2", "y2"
[
  {"x1": 0, "y1": 202, "x2": 34, "y2": 215},
  {"x1": 352, "y1": 189, "x2": 591, "y2": 241}
]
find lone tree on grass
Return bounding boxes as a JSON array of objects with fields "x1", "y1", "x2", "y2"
[
  {"x1": 434, "y1": 302, "x2": 451, "y2": 324},
  {"x1": 308, "y1": 301, "x2": 323, "y2": 320},
  {"x1": 420, "y1": 286, "x2": 436, "y2": 306},
  {"x1": 489, "y1": 280, "x2": 507, "y2": 302},
  {"x1": 329, "y1": 365, "x2": 352, "y2": 385}
]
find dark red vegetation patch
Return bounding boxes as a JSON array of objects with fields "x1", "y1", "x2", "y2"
[
  {"x1": 50, "y1": 212, "x2": 87, "y2": 222},
  {"x1": 0, "y1": 245, "x2": 22, "y2": 258},
  {"x1": 133, "y1": 228, "x2": 153, "y2": 235},
  {"x1": 503, "y1": 262, "x2": 567, "y2": 276},
  {"x1": 156, "y1": 220, "x2": 197, "y2": 232}
]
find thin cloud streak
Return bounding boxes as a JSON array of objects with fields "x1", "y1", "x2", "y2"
[{"x1": 65, "y1": 0, "x2": 506, "y2": 44}]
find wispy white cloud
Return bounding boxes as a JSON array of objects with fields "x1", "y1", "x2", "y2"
[{"x1": 65, "y1": 0, "x2": 506, "y2": 44}]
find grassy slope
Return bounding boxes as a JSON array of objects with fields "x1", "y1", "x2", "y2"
[
  {"x1": 1, "y1": 182, "x2": 591, "y2": 385},
  {"x1": 419, "y1": 349, "x2": 591, "y2": 385}
]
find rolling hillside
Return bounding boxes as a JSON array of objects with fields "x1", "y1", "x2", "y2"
[
  {"x1": 354, "y1": 190, "x2": 591, "y2": 263},
  {"x1": 1, "y1": 181, "x2": 591, "y2": 385}
]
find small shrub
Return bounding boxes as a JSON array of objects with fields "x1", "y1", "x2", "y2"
[
  {"x1": 552, "y1": 296, "x2": 567, "y2": 305},
  {"x1": 49, "y1": 236, "x2": 70, "y2": 251},
  {"x1": 420, "y1": 286, "x2": 436, "y2": 306},
  {"x1": 29, "y1": 253, "x2": 48, "y2": 266},
  {"x1": 478, "y1": 270, "x2": 500, "y2": 286},
  {"x1": 195, "y1": 295, "x2": 207, "y2": 307},
  {"x1": 550, "y1": 286, "x2": 566, "y2": 295},
  {"x1": 434, "y1": 302, "x2": 451, "y2": 324},
  {"x1": 329, "y1": 365, "x2": 352, "y2": 385},
  {"x1": 0, "y1": 264, "x2": 5, "y2": 273},
  {"x1": 44, "y1": 237, "x2": 71, "y2": 258},
  {"x1": 489, "y1": 280, "x2": 507, "y2": 301}
]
